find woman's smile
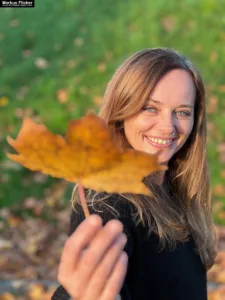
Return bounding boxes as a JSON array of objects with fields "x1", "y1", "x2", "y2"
[{"x1": 144, "y1": 135, "x2": 176, "y2": 148}]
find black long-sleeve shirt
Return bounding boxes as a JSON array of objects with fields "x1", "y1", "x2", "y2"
[{"x1": 52, "y1": 194, "x2": 207, "y2": 300}]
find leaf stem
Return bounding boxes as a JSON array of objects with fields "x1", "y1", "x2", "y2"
[{"x1": 78, "y1": 183, "x2": 90, "y2": 218}]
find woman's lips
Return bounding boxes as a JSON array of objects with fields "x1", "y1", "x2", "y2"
[{"x1": 144, "y1": 136, "x2": 175, "y2": 148}]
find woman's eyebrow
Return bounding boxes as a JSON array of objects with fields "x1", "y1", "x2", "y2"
[
  {"x1": 177, "y1": 104, "x2": 194, "y2": 109},
  {"x1": 148, "y1": 98, "x2": 194, "y2": 108}
]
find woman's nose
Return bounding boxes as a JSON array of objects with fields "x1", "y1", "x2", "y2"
[{"x1": 157, "y1": 113, "x2": 176, "y2": 135}]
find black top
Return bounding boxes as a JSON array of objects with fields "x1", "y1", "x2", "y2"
[{"x1": 52, "y1": 194, "x2": 207, "y2": 300}]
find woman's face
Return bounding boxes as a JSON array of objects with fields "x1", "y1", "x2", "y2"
[{"x1": 124, "y1": 69, "x2": 196, "y2": 164}]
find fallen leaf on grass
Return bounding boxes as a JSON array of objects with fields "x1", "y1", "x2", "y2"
[
  {"x1": 10, "y1": 19, "x2": 20, "y2": 28},
  {"x1": 27, "y1": 284, "x2": 45, "y2": 299},
  {"x1": 160, "y1": 16, "x2": 177, "y2": 32},
  {"x1": 8, "y1": 216, "x2": 23, "y2": 227},
  {"x1": 73, "y1": 37, "x2": 84, "y2": 47},
  {"x1": 217, "y1": 270, "x2": 225, "y2": 284},
  {"x1": 93, "y1": 96, "x2": 102, "y2": 106},
  {"x1": 218, "y1": 85, "x2": 225, "y2": 93},
  {"x1": 193, "y1": 44, "x2": 203, "y2": 53},
  {"x1": 212, "y1": 184, "x2": 225, "y2": 197},
  {"x1": 209, "y1": 51, "x2": 218, "y2": 63},
  {"x1": 97, "y1": 62, "x2": 106, "y2": 72},
  {"x1": 79, "y1": 86, "x2": 89, "y2": 95},
  {"x1": 207, "y1": 96, "x2": 218, "y2": 114},
  {"x1": 34, "y1": 57, "x2": 49, "y2": 69},
  {"x1": 66, "y1": 59, "x2": 77, "y2": 68},
  {"x1": 221, "y1": 170, "x2": 225, "y2": 178},
  {"x1": 0, "y1": 292, "x2": 16, "y2": 300},
  {"x1": 0, "y1": 96, "x2": 9, "y2": 107},
  {"x1": 6, "y1": 112, "x2": 165, "y2": 196},
  {"x1": 56, "y1": 88, "x2": 68, "y2": 104},
  {"x1": 218, "y1": 211, "x2": 225, "y2": 222},
  {"x1": 22, "y1": 49, "x2": 31, "y2": 59},
  {"x1": 208, "y1": 285, "x2": 225, "y2": 300}
]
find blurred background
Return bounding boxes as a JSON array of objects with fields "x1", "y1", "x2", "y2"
[{"x1": 1, "y1": 0, "x2": 225, "y2": 299}]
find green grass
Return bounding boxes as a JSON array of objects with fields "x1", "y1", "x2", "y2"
[{"x1": 0, "y1": 0, "x2": 225, "y2": 223}]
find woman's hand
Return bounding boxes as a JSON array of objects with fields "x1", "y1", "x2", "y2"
[{"x1": 57, "y1": 214, "x2": 128, "y2": 300}]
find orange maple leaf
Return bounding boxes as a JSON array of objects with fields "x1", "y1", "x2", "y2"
[{"x1": 6, "y1": 112, "x2": 166, "y2": 196}]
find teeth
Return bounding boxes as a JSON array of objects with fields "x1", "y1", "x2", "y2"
[{"x1": 147, "y1": 137, "x2": 172, "y2": 145}]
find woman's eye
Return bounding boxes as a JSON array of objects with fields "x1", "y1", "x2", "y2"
[
  {"x1": 176, "y1": 110, "x2": 191, "y2": 117},
  {"x1": 143, "y1": 107, "x2": 157, "y2": 113}
]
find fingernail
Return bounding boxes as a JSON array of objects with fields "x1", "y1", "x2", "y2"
[
  {"x1": 118, "y1": 233, "x2": 127, "y2": 245},
  {"x1": 87, "y1": 214, "x2": 101, "y2": 226},
  {"x1": 107, "y1": 220, "x2": 123, "y2": 233},
  {"x1": 120, "y1": 251, "x2": 128, "y2": 264}
]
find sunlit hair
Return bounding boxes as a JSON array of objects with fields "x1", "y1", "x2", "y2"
[{"x1": 71, "y1": 48, "x2": 217, "y2": 270}]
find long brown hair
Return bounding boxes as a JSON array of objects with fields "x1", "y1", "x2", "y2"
[{"x1": 72, "y1": 48, "x2": 217, "y2": 271}]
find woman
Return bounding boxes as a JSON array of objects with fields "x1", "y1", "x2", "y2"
[{"x1": 52, "y1": 48, "x2": 217, "y2": 300}]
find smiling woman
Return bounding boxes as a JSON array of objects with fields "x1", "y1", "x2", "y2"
[
  {"x1": 52, "y1": 48, "x2": 217, "y2": 300},
  {"x1": 124, "y1": 69, "x2": 195, "y2": 164}
]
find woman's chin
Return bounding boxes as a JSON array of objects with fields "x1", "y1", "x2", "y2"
[
  {"x1": 143, "y1": 146, "x2": 172, "y2": 163},
  {"x1": 158, "y1": 154, "x2": 172, "y2": 164}
]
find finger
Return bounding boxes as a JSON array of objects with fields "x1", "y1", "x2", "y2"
[
  {"x1": 101, "y1": 251, "x2": 128, "y2": 300},
  {"x1": 83, "y1": 233, "x2": 127, "y2": 299},
  {"x1": 73, "y1": 220, "x2": 124, "y2": 294},
  {"x1": 58, "y1": 214, "x2": 102, "y2": 278}
]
